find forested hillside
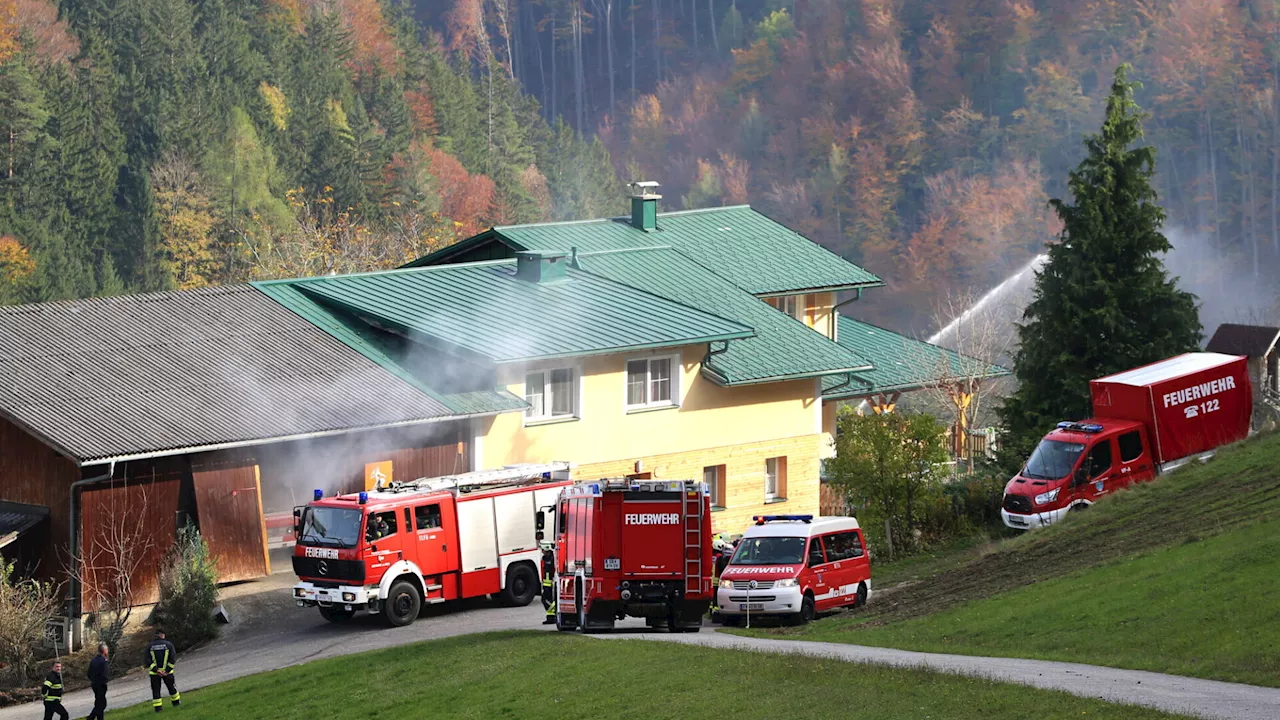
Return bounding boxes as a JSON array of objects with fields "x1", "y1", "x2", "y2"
[
  {"x1": 0, "y1": 0, "x2": 620, "y2": 303},
  {"x1": 438, "y1": 0, "x2": 1280, "y2": 331}
]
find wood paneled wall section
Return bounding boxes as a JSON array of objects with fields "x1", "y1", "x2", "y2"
[
  {"x1": 0, "y1": 417, "x2": 80, "y2": 579},
  {"x1": 191, "y1": 454, "x2": 269, "y2": 583},
  {"x1": 80, "y1": 475, "x2": 181, "y2": 607}
]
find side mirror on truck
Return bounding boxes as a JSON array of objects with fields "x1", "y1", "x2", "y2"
[
  {"x1": 535, "y1": 510, "x2": 545, "y2": 531},
  {"x1": 292, "y1": 507, "x2": 303, "y2": 537}
]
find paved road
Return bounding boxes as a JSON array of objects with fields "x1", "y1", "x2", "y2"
[{"x1": 4, "y1": 573, "x2": 1277, "y2": 720}]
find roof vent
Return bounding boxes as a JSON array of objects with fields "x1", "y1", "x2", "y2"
[
  {"x1": 629, "y1": 180, "x2": 661, "y2": 232},
  {"x1": 515, "y1": 250, "x2": 568, "y2": 284}
]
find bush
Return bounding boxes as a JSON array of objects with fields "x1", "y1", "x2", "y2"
[
  {"x1": 155, "y1": 525, "x2": 219, "y2": 650},
  {"x1": 0, "y1": 560, "x2": 60, "y2": 685}
]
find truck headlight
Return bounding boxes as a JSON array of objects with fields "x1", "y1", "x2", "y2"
[
  {"x1": 1034, "y1": 488, "x2": 1060, "y2": 505},
  {"x1": 342, "y1": 592, "x2": 356, "y2": 602},
  {"x1": 774, "y1": 578, "x2": 799, "y2": 588},
  {"x1": 719, "y1": 579, "x2": 734, "y2": 589}
]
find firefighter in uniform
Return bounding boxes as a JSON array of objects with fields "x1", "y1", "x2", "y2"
[
  {"x1": 41, "y1": 661, "x2": 68, "y2": 720},
  {"x1": 146, "y1": 629, "x2": 181, "y2": 711},
  {"x1": 540, "y1": 544, "x2": 556, "y2": 624},
  {"x1": 709, "y1": 534, "x2": 727, "y2": 617}
]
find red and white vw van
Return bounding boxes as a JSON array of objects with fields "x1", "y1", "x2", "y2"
[{"x1": 715, "y1": 515, "x2": 871, "y2": 625}]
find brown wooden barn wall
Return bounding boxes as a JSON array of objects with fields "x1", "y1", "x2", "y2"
[
  {"x1": 0, "y1": 416, "x2": 80, "y2": 578},
  {"x1": 79, "y1": 469, "x2": 183, "y2": 608},
  {"x1": 191, "y1": 453, "x2": 270, "y2": 582}
]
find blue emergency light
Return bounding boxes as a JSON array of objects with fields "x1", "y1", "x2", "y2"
[
  {"x1": 313, "y1": 489, "x2": 323, "y2": 501},
  {"x1": 752, "y1": 514, "x2": 814, "y2": 525},
  {"x1": 358, "y1": 491, "x2": 368, "y2": 505},
  {"x1": 1056, "y1": 421, "x2": 1104, "y2": 433}
]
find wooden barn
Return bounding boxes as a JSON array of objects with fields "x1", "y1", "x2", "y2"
[{"x1": 0, "y1": 285, "x2": 519, "y2": 641}]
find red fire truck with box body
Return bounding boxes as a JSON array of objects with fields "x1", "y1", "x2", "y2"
[
  {"x1": 1002, "y1": 353, "x2": 1252, "y2": 529},
  {"x1": 541, "y1": 478, "x2": 713, "y2": 633},
  {"x1": 291, "y1": 462, "x2": 572, "y2": 626}
]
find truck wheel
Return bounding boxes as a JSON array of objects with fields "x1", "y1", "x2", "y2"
[
  {"x1": 318, "y1": 606, "x2": 353, "y2": 623},
  {"x1": 499, "y1": 563, "x2": 539, "y2": 607},
  {"x1": 789, "y1": 594, "x2": 815, "y2": 626},
  {"x1": 383, "y1": 580, "x2": 421, "y2": 627},
  {"x1": 855, "y1": 583, "x2": 868, "y2": 608}
]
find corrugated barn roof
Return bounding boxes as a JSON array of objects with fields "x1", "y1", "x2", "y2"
[{"x1": 0, "y1": 285, "x2": 474, "y2": 465}]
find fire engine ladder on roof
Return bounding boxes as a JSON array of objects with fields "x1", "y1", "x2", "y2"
[
  {"x1": 681, "y1": 482, "x2": 702, "y2": 594},
  {"x1": 379, "y1": 462, "x2": 571, "y2": 493}
]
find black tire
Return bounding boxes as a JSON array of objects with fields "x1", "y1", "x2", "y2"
[
  {"x1": 555, "y1": 614, "x2": 575, "y2": 632},
  {"x1": 500, "y1": 563, "x2": 539, "y2": 607},
  {"x1": 721, "y1": 615, "x2": 742, "y2": 628},
  {"x1": 318, "y1": 606, "x2": 353, "y2": 623},
  {"x1": 855, "y1": 583, "x2": 868, "y2": 608},
  {"x1": 791, "y1": 594, "x2": 815, "y2": 625},
  {"x1": 1070, "y1": 503, "x2": 1089, "y2": 513},
  {"x1": 383, "y1": 580, "x2": 421, "y2": 627}
]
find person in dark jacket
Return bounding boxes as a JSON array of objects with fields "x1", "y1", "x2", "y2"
[
  {"x1": 40, "y1": 661, "x2": 67, "y2": 720},
  {"x1": 86, "y1": 643, "x2": 110, "y2": 720},
  {"x1": 540, "y1": 546, "x2": 556, "y2": 625},
  {"x1": 145, "y1": 630, "x2": 181, "y2": 712}
]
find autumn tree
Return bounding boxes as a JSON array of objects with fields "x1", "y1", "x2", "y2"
[
  {"x1": 999, "y1": 66, "x2": 1202, "y2": 457},
  {"x1": 152, "y1": 150, "x2": 218, "y2": 289}
]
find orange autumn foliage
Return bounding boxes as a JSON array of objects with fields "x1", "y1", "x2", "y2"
[
  {"x1": 405, "y1": 88, "x2": 438, "y2": 136},
  {"x1": 334, "y1": 0, "x2": 400, "y2": 73},
  {"x1": 0, "y1": 235, "x2": 36, "y2": 290},
  {"x1": 14, "y1": 0, "x2": 77, "y2": 65},
  {"x1": 0, "y1": 0, "x2": 17, "y2": 64},
  {"x1": 427, "y1": 147, "x2": 495, "y2": 238}
]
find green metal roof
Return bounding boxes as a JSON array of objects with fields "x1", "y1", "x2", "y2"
[
  {"x1": 408, "y1": 206, "x2": 883, "y2": 295},
  {"x1": 252, "y1": 280, "x2": 527, "y2": 416},
  {"x1": 823, "y1": 316, "x2": 1011, "y2": 400},
  {"x1": 575, "y1": 248, "x2": 872, "y2": 385},
  {"x1": 269, "y1": 261, "x2": 754, "y2": 364}
]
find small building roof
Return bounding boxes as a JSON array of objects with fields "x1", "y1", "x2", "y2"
[
  {"x1": 0, "y1": 501, "x2": 48, "y2": 550},
  {"x1": 822, "y1": 316, "x2": 1011, "y2": 400},
  {"x1": 261, "y1": 260, "x2": 754, "y2": 364},
  {"x1": 1205, "y1": 323, "x2": 1280, "y2": 358},
  {"x1": 0, "y1": 285, "x2": 508, "y2": 466},
  {"x1": 408, "y1": 206, "x2": 884, "y2": 296},
  {"x1": 575, "y1": 247, "x2": 871, "y2": 385}
]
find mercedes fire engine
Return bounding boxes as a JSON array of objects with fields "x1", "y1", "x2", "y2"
[
  {"x1": 541, "y1": 478, "x2": 714, "y2": 633},
  {"x1": 291, "y1": 462, "x2": 572, "y2": 627}
]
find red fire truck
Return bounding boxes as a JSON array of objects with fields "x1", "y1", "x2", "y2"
[
  {"x1": 291, "y1": 462, "x2": 572, "y2": 626},
  {"x1": 541, "y1": 478, "x2": 714, "y2": 633},
  {"x1": 1003, "y1": 353, "x2": 1252, "y2": 529}
]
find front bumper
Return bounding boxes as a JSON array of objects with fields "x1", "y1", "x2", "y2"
[
  {"x1": 715, "y1": 585, "x2": 803, "y2": 616},
  {"x1": 1001, "y1": 506, "x2": 1068, "y2": 530},
  {"x1": 293, "y1": 581, "x2": 377, "y2": 608}
]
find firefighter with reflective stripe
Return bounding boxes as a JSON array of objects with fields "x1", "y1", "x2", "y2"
[
  {"x1": 709, "y1": 534, "x2": 731, "y2": 616},
  {"x1": 146, "y1": 629, "x2": 181, "y2": 712},
  {"x1": 540, "y1": 545, "x2": 556, "y2": 624},
  {"x1": 41, "y1": 661, "x2": 68, "y2": 720}
]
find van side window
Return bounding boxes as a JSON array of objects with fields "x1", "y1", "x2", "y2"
[
  {"x1": 807, "y1": 539, "x2": 826, "y2": 567},
  {"x1": 415, "y1": 504, "x2": 442, "y2": 530},
  {"x1": 1118, "y1": 432, "x2": 1143, "y2": 463},
  {"x1": 823, "y1": 532, "x2": 862, "y2": 562},
  {"x1": 1087, "y1": 440, "x2": 1113, "y2": 478},
  {"x1": 848, "y1": 532, "x2": 864, "y2": 558}
]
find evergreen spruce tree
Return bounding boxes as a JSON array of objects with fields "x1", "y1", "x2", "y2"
[{"x1": 998, "y1": 65, "x2": 1202, "y2": 456}]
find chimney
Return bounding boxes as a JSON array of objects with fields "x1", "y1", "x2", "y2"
[
  {"x1": 515, "y1": 250, "x2": 568, "y2": 284},
  {"x1": 629, "y1": 181, "x2": 661, "y2": 232}
]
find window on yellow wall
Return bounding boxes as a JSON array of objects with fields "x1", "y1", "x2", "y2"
[
  {"x1": 625, "y1": 355, "x2": 678, "y2": 410},
  {"x1": 765, "y1": 456, "x2": 788, "y2": 502},
  {"x1": 525, "y1": 367, "x2": 577, "y2": 421},
  {"x1": 704, "y1": 465, "x2": 726, "y2": 509}
]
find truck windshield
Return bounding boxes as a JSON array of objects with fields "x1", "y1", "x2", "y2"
[
  {"x1": 298, "y1": 507, "x2": 362, "y2": 549},
  {"x1": 729, "y1": 537, "x2": 806, "y2": 565},
  {"x1": 1023, "y1": 440, "x2": 1086, "y2": 480}
]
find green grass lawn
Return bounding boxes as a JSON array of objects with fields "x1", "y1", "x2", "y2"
[
  {"x1": 104, "y1": 631, "x2": 1190, "y2": 719},
  {"x1": 736, "y1": 431, "x2": 1280, "y2": 687}
]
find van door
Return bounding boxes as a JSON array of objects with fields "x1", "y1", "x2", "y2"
[
  {"x1": 364, "y1": 508, "x2": 403, "y2": 579},
  {"x1": 410, "y1": 502, "x2": 450, "y2": 582},
  {"x1": 1072, "y1": 437, "x2": 1115, "y2": 504},
  {"x1": 1115, "y1": 430, "x2": 1154, "y2": 487},
  {"x1": 806, "y1": 536, "x2": 830, "y2": 608},
  {"x1": 817, "y1": 531, "x2": 864, "y2": 608}
]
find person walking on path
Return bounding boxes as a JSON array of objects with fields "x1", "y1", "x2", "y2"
[
  {"x1": 145, "y1": 630, "x2": 181, "y2": 712},
  {"x1": 39, "y1": 662, "x2": 67, "y2": 720},
  {"x1": 85, "y1": 643, "x2": 109, "y2": 720}
]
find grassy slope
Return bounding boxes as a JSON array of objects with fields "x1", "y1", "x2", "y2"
[
  {"x1": 743, "y1": 431, "x2": 1280, "y2": 686},
  {"x1": 104, "y1": 632, "x2": 1190, "y2": 719}
]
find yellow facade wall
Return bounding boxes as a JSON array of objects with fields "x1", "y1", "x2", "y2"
[{"x1": 476, "y1": 343, "x2": 824, "y2": 536}]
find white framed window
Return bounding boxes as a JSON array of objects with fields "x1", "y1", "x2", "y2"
[
  {"x1": 625, "y1": 355, "x2": 679, "y2": 410},
  {"x1": 704, "y1": 464, "x2": 726, "y2": 509},
  {"x1": 525, "y1": 366, "x2": 578, "y2": 422},
  {"x1": 765, "y1": 456, "x2": 788, "y2": 502},
  {"x1": 768, "y1": 294, "x2": 808, "y2": 322}
]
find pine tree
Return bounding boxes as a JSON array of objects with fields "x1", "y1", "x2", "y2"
[{"x1": 998, "y1": 65, "x2": 1202, "y2": 456}]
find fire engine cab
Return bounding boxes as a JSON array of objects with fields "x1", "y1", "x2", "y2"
[
  {"x1": 716, "y1": 515, "x2": 871, "y2": 626},
  {"x1": 291, "y1": 462, "x2": 571, "y2": 627},
  {"x1": 543, "y1": 478, "x2": 714, "y2": 633}
]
